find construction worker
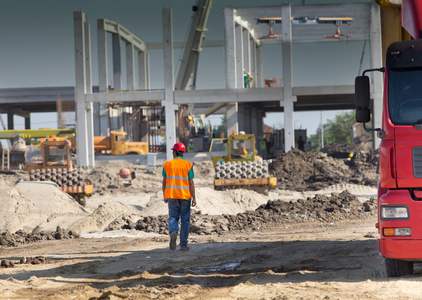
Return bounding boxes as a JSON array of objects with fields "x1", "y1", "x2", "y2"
[
  {"x1": 243, "y1": 69, "x2": 249, "y2": 88},
  {"x1": 260, "y1": 138, "x2": 267, "y2": 160},
  {"x1": 235, "y1": 140, "x2": 248, "y2": 157},
  {"x1": 247, "y1": 72, "x2": 253, "y2": 88},
  {"x1": 297, "y1": 136, "x2": 305, "y2": 152},
  {"x1": 187, "y1": 112, "x2": 195, "y2": 136},
  {"x1": 187, "y1": 139, "x2": 194, "y2": 152},
  {"x1": 162, "y1": 142, "x2": 196, "y2": 251}
]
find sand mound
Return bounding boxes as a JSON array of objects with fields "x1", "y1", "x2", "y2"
[
  {"x1": 0, "y1": 185, "x2": 47, "y2": 233},
  {"x1": 140, "y1": 188, "x2": 270, "y2": 217},
  {"x1": 0, "y1": 181, "x2": 88, "y2": 233},
  {"x1": 68, "y1": 201, "x2": 142, "y2": 235},
  {"x1": 16, "y1": 181, "x2": 86, "y2": 216}
]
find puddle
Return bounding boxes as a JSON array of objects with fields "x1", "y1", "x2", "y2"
[
  {"x1": 171, "y1": 262, "x2": 241, "y2": 276},
  {"x1": 196, "y1": 262, "x2": 241, "y2": 274}
]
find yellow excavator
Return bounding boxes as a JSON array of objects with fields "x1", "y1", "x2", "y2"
[{"x1": 209, "y1": 132, "x2": 277, "y2": 195}]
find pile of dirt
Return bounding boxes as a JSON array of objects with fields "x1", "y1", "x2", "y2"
[
  {"x1": 0, "y1": 227, "x2": 77, "y2": 247},
  {"x1": 321, "y1": 136, "x2": 372, "y2": 158},
  {"x1": 270, "y1": 146, "x2": 378, "y2": 191},
  {"x1": 111, "y1": 190, "x2": 376, "y2": 235},
  {"x1": 1, "y1": 256, "x2": 49, "y2": 268}
]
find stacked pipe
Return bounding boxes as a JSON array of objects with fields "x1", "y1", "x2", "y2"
[
  {"x1": 29, "y1": 168, "x2": 85, "y2": 187},
  {"x1": 214, "y1": 160, "x2": 269, "y2": 179}
]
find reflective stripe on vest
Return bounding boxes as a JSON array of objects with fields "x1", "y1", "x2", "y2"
[{"x1": 163, "y1": 158, "x2": 193, "y2": 200}]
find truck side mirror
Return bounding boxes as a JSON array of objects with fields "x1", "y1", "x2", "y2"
[
  {"x1": 356, "y1": 107, "x2": 370, "y2": 123},
  {"x1": 355, "y1": 76, "x2": 370, "y2": 108}
]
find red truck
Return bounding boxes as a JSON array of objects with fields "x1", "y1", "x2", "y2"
[{"x1": 355, "y1": 0, "x2": 422, "y2": 277}]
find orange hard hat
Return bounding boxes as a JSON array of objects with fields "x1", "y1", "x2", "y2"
[{"x1": 171, "y1": 142, "x2": 186, "y2": 152}]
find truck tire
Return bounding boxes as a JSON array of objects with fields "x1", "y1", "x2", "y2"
[
  {"x1": 385, "y1": 258, "x2": 413, "y2": 277},
  {"x1": 73, "y1": 194, "x2": 86, "y2": 207}
]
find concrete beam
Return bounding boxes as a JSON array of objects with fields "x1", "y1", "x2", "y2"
[
  {"x1": 98, "y1": 19, "x2": 146, "y2": 52},
  {"x1": 85, "y1": 91, "x2": 164, "y2": 103},
  {"x1": 175, "y1": 88, "x2": 282, "y2": 104},
  {"x1": 147, "y1": 40, "x2": 225, "y2": 50},
  {"x1": 292, "y1": 85, "x2": 355, "y2": 96}
]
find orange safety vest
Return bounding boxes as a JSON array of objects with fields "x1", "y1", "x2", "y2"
[{"x1": 163, "y1": 158, "x2": 193, "y2": 200}]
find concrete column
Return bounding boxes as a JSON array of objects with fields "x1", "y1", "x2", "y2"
[
  {"x1": 25, "y1": 116, "x2": 30, "y2": 129},
  {"x1": 138, "y1": 50, "x2": 149, "y2": 90},
  {"x1": 126, "y1": 43, "x2": 135, "y2": 90},
  {"x1": 163, "y1": 8, "x2": 177, "y2": 162},
  {"x1": 235, "y1": 25, "x2": 244, "y2": 89},
  {"x1": 227, "y1": 103, "x2": 238, "y2": 136},
  {"x1": 250, "y1": 39, "x2": 256, "y2": 88},
  {"x1": 281, "y1": 5, "x2": 295, "y2": 152},
  {"x1": 139, "y1": 109, "x2": 148, "y2": 142},
  {"x1": 243, "y1": 106, "x2": 252, "y2": 134},
  {"x1": 237, "y1": 103, "x2": 245, "y2": 132},
  {"x1": 224, "y1": 8, "x2": 239, "y2": 138},
  {"x1": 112, "y1": 34, "x2": 122, "y2": 91},
  {"x1": 251, "y1": 108, "x2": 258, "y2": 137},
  {"x1": 370, "y1": 2, "x2": 383, "y2": 149},
  {"x1": 111, "y1": 31, "x2": 123, "y2": 142},
  {"x1": 256, "y1": 45, "x2": 263, "y2": 88},
  {"x1": 7, "y1": 113, "x2": 13, "y2": 129},
  {"x1": 97, "y1": 21, "x2": 109, "y2": 136},
  {"x1": 243, "y1": 29, "x2": 250, "y2": 75},
  {"x1": 73, "y1": 11, "x2": 89, "y2": 167},
  {"x1": 93, "y1": 103, "x2": 100, "y2": 136},
  {"x1": 84, "y1": 21, "x2": 95, "y2": 167},
  {"x1": 224, "y1": 8, "x2": 236, "y2": 89},
  {"x1": 257, "y1": 111, "x2": 264, "y2": 140}
]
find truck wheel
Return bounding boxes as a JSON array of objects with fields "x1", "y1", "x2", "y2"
[
  {"x1": 74, "y1": 194, "x2": 86, "y2": 207},
  {"x1": 385, "y1": 258, "x2": 413, "y2": 277}
]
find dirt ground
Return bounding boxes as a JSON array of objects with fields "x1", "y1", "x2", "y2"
[{"x1": 1, "y1": 143, "x2": 421, "y2": 300}]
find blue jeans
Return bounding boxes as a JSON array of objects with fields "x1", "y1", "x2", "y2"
[{"x1": 168, "y1": 199, "x2": 191, "y2": 246}]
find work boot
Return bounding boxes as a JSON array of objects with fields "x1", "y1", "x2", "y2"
[
  {"x1": 169, "y1": 232, "x2": 177, "y2": 251},
  {"x1": 180, "y1": 244, "x2": 190, "y2": 251}
]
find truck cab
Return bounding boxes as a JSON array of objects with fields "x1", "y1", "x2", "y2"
[
  {"x1": 355, "y1": 39, "x2": 422, "y2": 277},
  {"x1": 110, "y1": 131, "x2": 148, "y2": 155}
]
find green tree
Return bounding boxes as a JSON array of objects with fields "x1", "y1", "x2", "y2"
[
  {"x1": 325, "y1": 111, "x2": 355, "y2": 144},
  {"x1": 212, "y1": 115, "x2": 227, "y2": 138},
  {"x1": 308, "y1": 111, "x2": 355, "y2": 149}
]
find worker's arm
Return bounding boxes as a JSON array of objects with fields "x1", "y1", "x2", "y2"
[
  {"x1": 162, "y1": 177, "x2": 168, "y2": 204},
  {"x1": 189, "y1": 179, "x2": 196, "y2": 207}
]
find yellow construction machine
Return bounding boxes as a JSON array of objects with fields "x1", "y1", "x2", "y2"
[
  {"x1": 0, "y1": 128, "x2": 76, "y2": 144},
  {"x1": 26, "y1": 136, "x2": 93, "y2": 206},
  {"x1": 209, "y1": 132, "x2": 277, "y2": 195},
  {"x1": 69, "y1": 131, "x2": 148, "y2": 155}
]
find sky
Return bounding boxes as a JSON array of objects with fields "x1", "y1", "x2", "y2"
[{"x1": 0, "y1": 0, "x2": 372, "y2": 138}]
